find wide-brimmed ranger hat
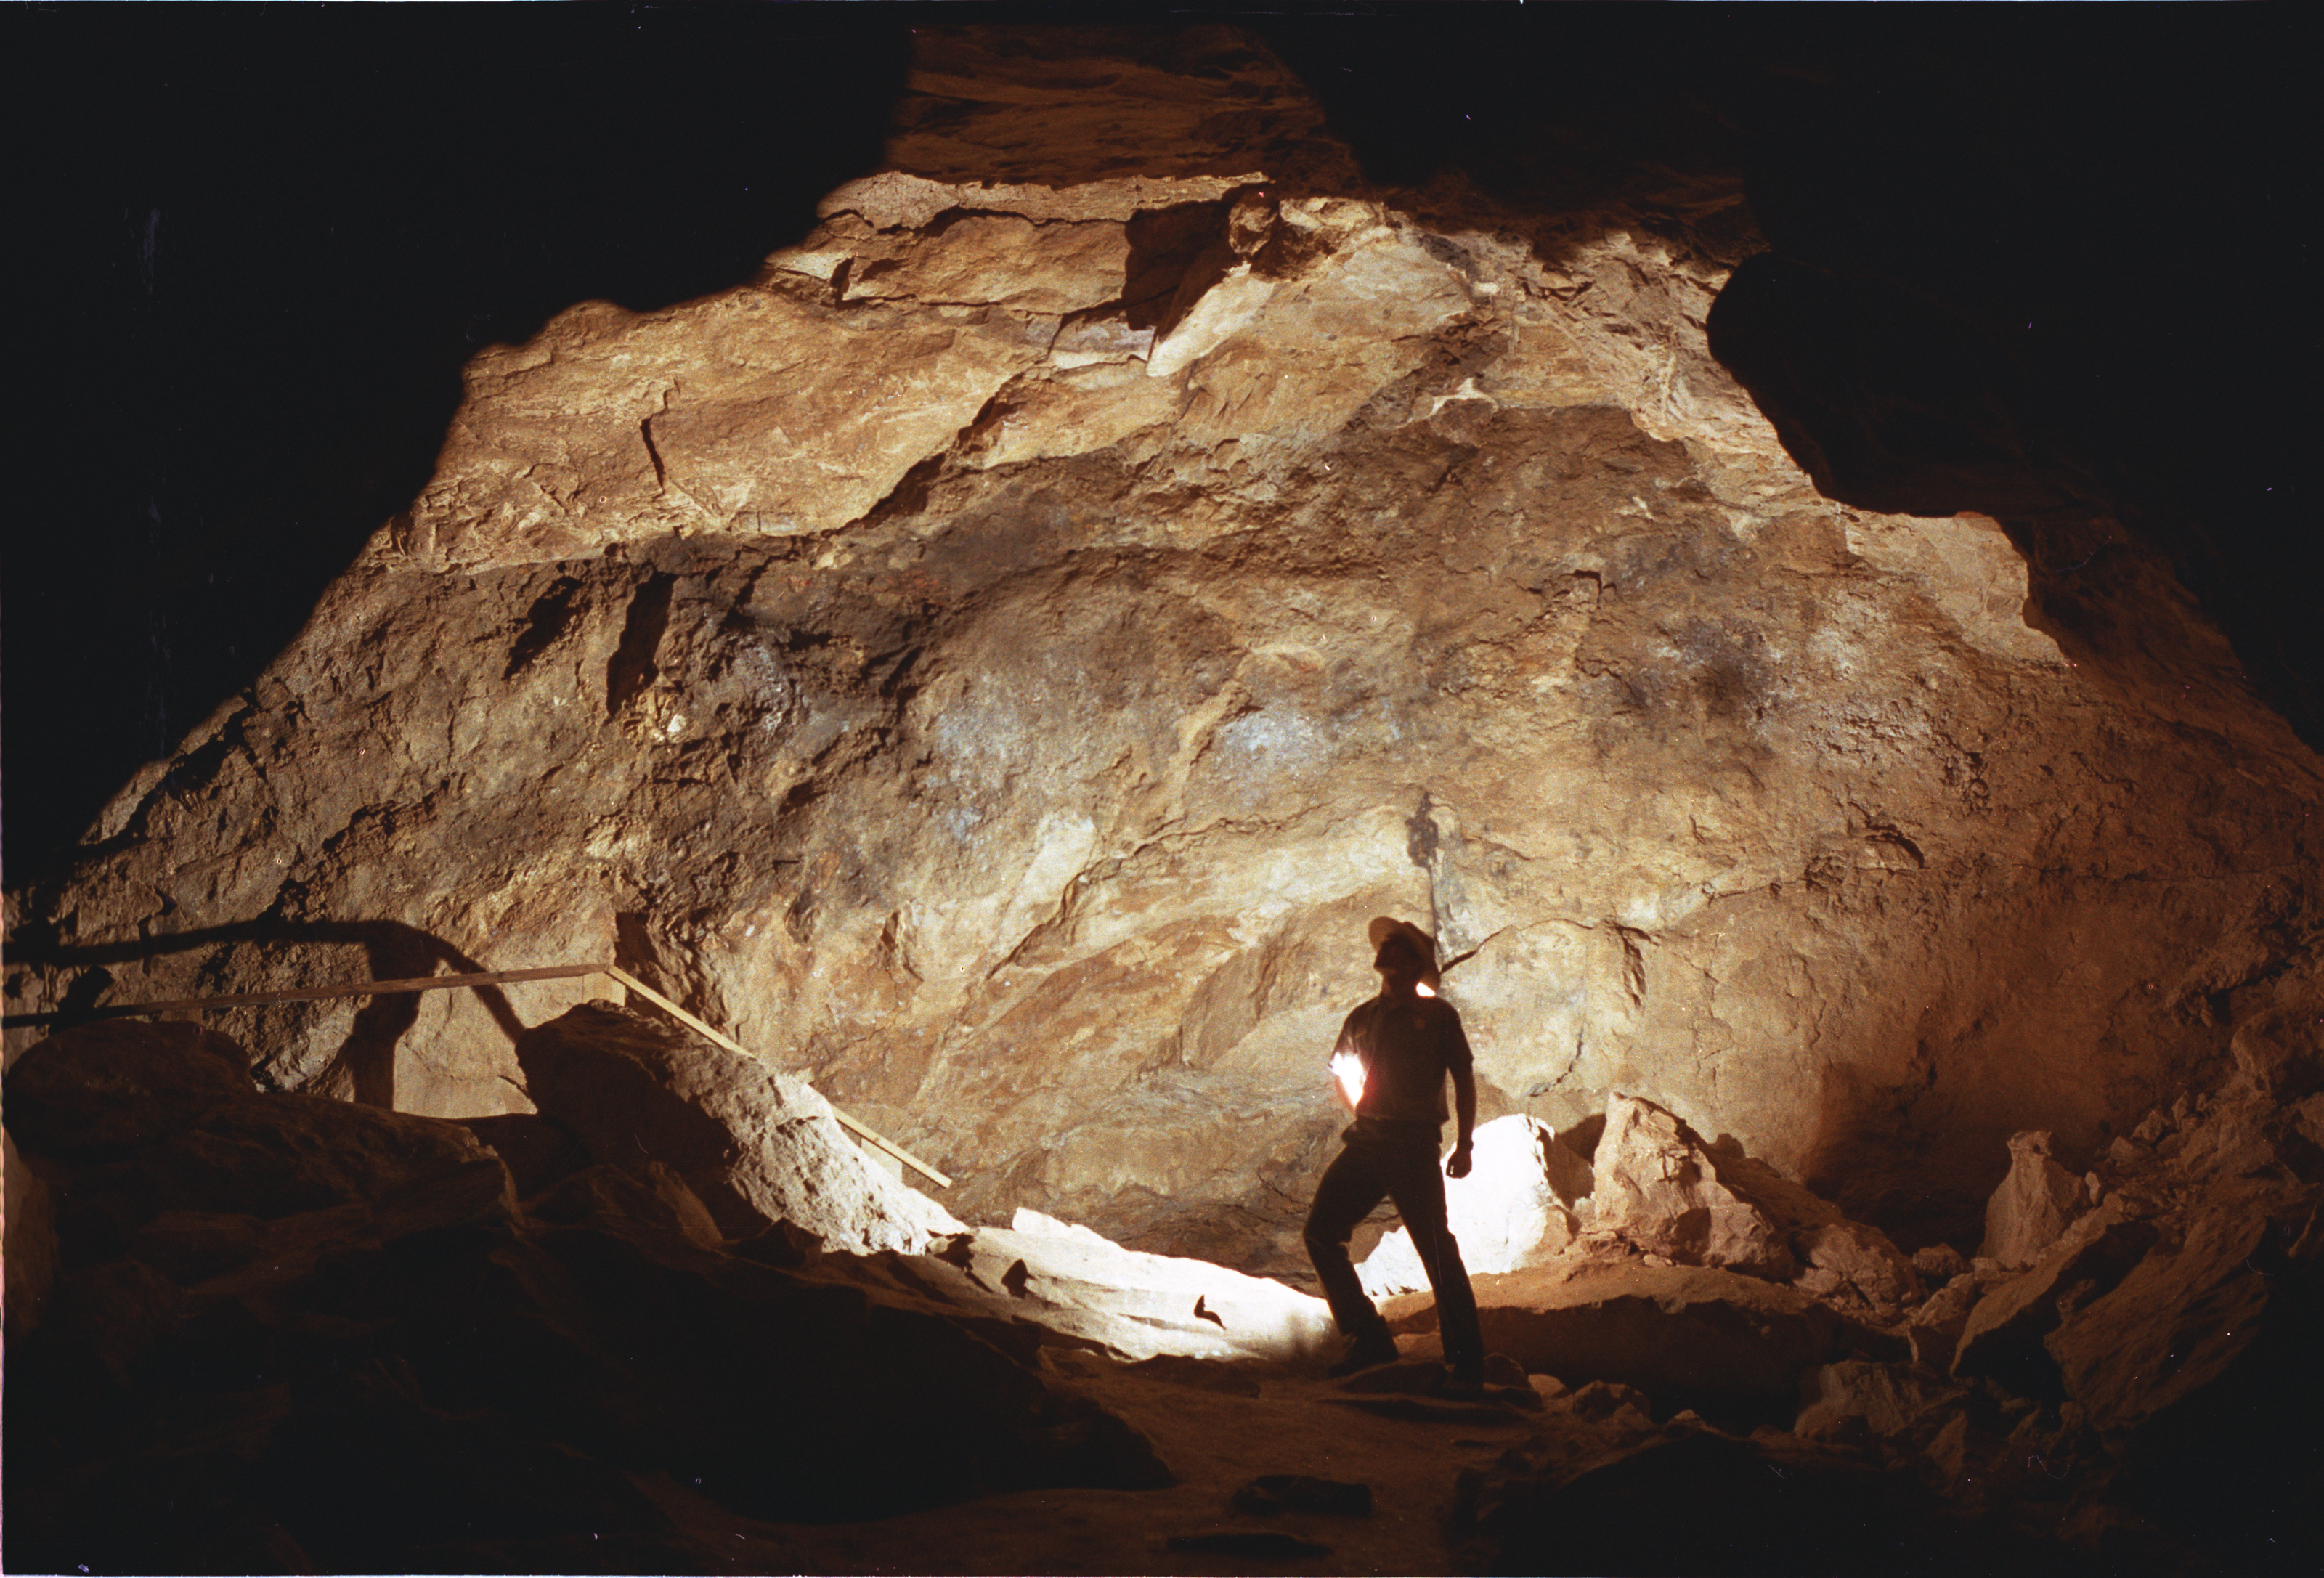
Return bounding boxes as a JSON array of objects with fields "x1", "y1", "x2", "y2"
[{"x1": 1367, "y1": 916, "x2": 1441, "y2": 985}]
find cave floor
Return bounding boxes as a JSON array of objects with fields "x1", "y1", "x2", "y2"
[{"x1": 635, "y1": 1346, "x2": 1500, "y2": 1576}]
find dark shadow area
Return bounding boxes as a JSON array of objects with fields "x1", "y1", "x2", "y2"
[
  {"x1": 7, "y1": 4, "x2": 912, "y2": 882},
  {"x1": 4, "y1": 917, "x2": 534, "y2": 1107},
  {"x1": 1256, "y1": 4, "x2": 2313, "y2": 747},
  {"x1": 1797, "y1": 1058, "x2": 1988, "y2": 1256}
]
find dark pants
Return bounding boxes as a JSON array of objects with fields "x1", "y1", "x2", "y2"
[{"x1": 1304, "y1": 1121, "x2": 1484, "y2": 1375}]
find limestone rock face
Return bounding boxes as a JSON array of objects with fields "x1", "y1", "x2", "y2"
[
  {"x1": 9, "y1": 24, "x2": 2322, "y2": 1272},
  {"x1": 1977, "y1": 1128, "x2": 2081, "y2": 1267},
  {"x1": 1591, "y1": 1094, "x2": 1792, "y2": 1279},
  {"x1": 1357, "y1": 1114, "x2": 1574, "y2": 1297},
  {"x1": 516, "y1": 1001, "x2": 962, "y2": 1253}
]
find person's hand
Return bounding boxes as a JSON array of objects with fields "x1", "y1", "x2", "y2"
[{"x1": 1445, "y1": 1142, "x2": 1474, "y2": 1179}]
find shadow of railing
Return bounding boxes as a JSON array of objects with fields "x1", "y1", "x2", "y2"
[{"x1": 4, "y1": 919, "x2": 543, "y2": 1107}]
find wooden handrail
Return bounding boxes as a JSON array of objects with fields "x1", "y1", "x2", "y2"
[
  {"x1": 4, "y1": 956, "x2": 954, "y2": 1189},
  {"x1": 1, "y1": 962, "x2": 607, "y2": 1027},
  {"x1": 603, "y1": 964, "x2": 954, "y2": 1189}
]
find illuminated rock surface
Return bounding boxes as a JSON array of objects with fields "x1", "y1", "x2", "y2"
[
  {"x1": 5, "y1": 22, "x2": 2321, "y2": 1574},
  {"x1": 12, "y1": 28, "x2": 2315, "y2": 1285}
]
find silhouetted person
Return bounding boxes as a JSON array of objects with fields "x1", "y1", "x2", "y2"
[{"x1": 1304, "y1": 916, "x2": 1485, "y2": 1394}]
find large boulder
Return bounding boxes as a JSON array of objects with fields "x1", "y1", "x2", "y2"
[
  {"x1": 2227, "y1": 992, "x2": 2324, "y2": 1102},
  {"x1": 4, "y1": 1020, "x2": 255, "y2": 1156},
  {"x1": 1395, "y1": 1256, "x2": 1841, "y2": 1423},
  {"x1": 1951, "y1": 1200, "x2": 2158, "y2": 1391},
  {"x1": 1359, "y1": 1115, "x2": 1577, "y2": 1298},
  {"x1": 20, "y1": 16, "x2": 2320, "y2": 1285},
  {"x1": 1905, "y1": 1271, "x2": 1987, "y2": 1370},
  {"x1": 5, "y1": 1019, "x2": 1174, "y2": 1573},
  {"x1": 2046, "y1": 1201, "x2": 2274, "y2": 1431},
  {"x1": 1977, "y1": 1129, "x2": 2081, "y2": 1267},
  {"x1": 515, "y1": 1001, "x2": 962, "y2": 1253},
  {"x1": 1592, "y1": 1094, "x2": 1795, "y2": 1280}
]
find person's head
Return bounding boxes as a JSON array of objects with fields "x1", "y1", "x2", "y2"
[{"x1": 1366, "y1": 916, "x2": 1439, "y2": 993}]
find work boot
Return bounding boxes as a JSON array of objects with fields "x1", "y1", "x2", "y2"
[
  {"x1": 1436, "y1": 1354, "x2": 1486, "y2": 1400},
  {"x1": 1325, "y1": 1332, "x2": 1400, "y2": 1378},
  {"x1": 1434, "y1": 1367, "x2": 1484, "y2": 1402}
]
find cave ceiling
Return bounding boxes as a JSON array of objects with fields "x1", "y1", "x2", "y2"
[{"x1": 7, "y1": 8, "x2": 2316, "y2": 1270}]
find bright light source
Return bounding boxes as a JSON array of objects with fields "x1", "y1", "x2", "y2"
[
  {"x1": 1415, "y1": 980, "x2": 1437, "y2": 998},
  {"x1": 1330, "y1": 1049, "x2": 1366, "y2": 1107}
]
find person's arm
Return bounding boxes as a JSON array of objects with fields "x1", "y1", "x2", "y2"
[{"x1": 1447, "y1": 1062, "x2": 1476, "y2": 1177}]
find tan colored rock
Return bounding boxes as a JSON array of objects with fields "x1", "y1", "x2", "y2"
[
  {"x1": 1794, "y1": 1359, "x2": 1967, "y2": 1440},
  {"x1": 515, "y1": 1002, "x2": 962, "y2": 1254},
  {"x1": 1359, "y1": 1115, "x2": 1575, "y2": 1298},
  {"x1": 1978, "y1": 1130, "x2": 2081, "y2": 1268},
  {"x1": 1951, "y1": 1201, "x2": 2158, "y2": 1388},
  {"x1": 1911, "y1": 1242, "x2": 1972, "y2": 1284},
  {"x1": 4, "y1": 1020, "x2": 255, "y2": 1156},
  {"x1": 1592, "y1": 1094, "x2": 1793, "y2": 1280},
  {"x1": 10, "y1": 22, "x2": 2322, "y2": 1279},
  {"x1": 1905, "y1": 1271, "x2": 1986, "y2": 1371},
  {"x1": 528, "y1": 1160, "x2": 728, "y2": 1254},
  {"x1": 2046, "y1": 1203, "x2": 2272, "y2": 1431},
  {"x1": 1795, "y1": 1220, "x2": 1921, "y2": 1311}
]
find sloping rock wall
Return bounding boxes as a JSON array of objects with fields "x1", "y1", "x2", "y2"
[{"x1": 8, "y1": 25, "x2": 2320, "y2": 1269}]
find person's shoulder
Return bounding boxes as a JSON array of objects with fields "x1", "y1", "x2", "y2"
[{"x1": 1423, "y1": 995, "x2": 1464, "y2": 1023}]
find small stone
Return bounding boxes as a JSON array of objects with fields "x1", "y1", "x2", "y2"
[
  {"x1": 2228, "y1": 1000, "x2": 2324, "y2": 1101},
  {"x1": 2132, "y1": 1110, "x2": 2171, "y2": 1145},
  {"x1": 1911, "y1": 1243, "x2": 1972, "y2": 1283},
  {"x1": 1794, "y1": 1359, "x2": 1967, "y2": 1439}
]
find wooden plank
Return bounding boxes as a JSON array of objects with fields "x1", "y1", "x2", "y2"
[
  {"x1": 2, "y1": 962, "x2": 610, "y2": 1028},
  {"x1": 601, "y1": 964, "x2": 954, "y2": 1189}
]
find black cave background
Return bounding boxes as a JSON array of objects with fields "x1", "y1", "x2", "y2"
[{"x1": 7, "y1": 2, "x2": 2310, "y2": 878}]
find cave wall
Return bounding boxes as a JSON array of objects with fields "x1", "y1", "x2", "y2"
[{"x1": 10, "y1": 25, "x2": 2319, "y2": 1267}]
